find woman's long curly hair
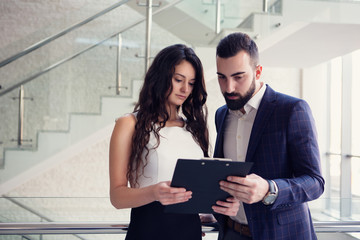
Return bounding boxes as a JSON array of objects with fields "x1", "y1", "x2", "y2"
[{"x1": 128, "y1": 44, "x2": 209, "y2": 186}]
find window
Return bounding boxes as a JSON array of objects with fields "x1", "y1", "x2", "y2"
[{"x1": 324, "y1": 50, "x2": 360, "y2": 219}]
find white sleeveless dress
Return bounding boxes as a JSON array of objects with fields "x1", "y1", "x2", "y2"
[
  {"x1": 126, "y1": 120, "x2": 205, "y2": 240},
  {"x1": 131, "y1": 124, "x2": 204, "y2": 188}
]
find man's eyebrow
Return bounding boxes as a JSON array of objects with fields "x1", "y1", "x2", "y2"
[
  {"x1": 231, "y1": 72, "x2": 245, "y2": 77},
  {"x1": 216, "y1": 72, "x2": 245, "y2": 76}
]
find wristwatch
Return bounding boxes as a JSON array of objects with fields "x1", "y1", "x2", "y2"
[{"x1": 262, "y1": 180, "x2": 278, "y2": 205}]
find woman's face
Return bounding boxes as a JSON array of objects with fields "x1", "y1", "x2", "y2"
[{"x1": 167, "y1": 60, "x2": 196, "y2": 107}]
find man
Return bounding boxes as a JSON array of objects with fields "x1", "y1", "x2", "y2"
[{"x1": 213, "y1": 32, "x2": 324, "y2": 240}]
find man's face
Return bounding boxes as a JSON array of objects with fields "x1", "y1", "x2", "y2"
[{"x1": 216, "y1": 51, "x2": 262, "y2": 110}]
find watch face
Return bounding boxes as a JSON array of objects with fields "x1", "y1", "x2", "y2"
[
  {"x1": 263, "y1": 180, "x2": 278, "y2": 205},
  {"x1": 264, "y1": 194, "x2": 276, "y2": 204}
]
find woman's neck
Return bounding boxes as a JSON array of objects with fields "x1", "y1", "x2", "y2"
[
  {"x1": 165, "y1": 117, "x2": 184, "y2": 127},
  {"x1": 165, "y1": 105, "x2": 184, "y2": 127}
]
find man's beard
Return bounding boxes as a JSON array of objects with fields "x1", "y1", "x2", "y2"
[{"x1": 223, "y1": 78, "x2": 256, "y2": 111}]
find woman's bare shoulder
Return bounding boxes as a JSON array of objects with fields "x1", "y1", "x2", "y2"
[
  {"x1": 116, "y1": 113, "x2": 136, "y2": 124},
  {"x1": 113, "y1": 113, "x2": 136, "y2": 135}
]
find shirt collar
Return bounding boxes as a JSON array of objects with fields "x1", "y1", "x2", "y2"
[{"x1": 229, "y1": 82, "x2": 266, "y2": 116}]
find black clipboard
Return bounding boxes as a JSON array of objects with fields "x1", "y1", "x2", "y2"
[{"x1": 164, "y1": 158, "x2": 253, "y2": 214}]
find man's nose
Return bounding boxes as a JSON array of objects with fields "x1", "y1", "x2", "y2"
[{"x1": 225, "y1": 79, "x2": 235, "y2": 93}]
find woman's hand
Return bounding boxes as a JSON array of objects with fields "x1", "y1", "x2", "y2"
[
  {"x1": 152, "y1": 181, "x2": 192, "y2": 205},
  {"x1": 199, "y1": 214, "x2": 217, "y2": 237},
  {"x1": 199, "y1": 214, "x2": 217, "y2": 223},
  {"x1": 212, "y1": 197, "x2": 240, "y2": 216}
]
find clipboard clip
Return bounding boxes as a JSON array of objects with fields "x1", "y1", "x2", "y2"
[
  {"x1": 200, "y1": 157, "x2": 233, "y2": 166},
  {"x1": 201, "y1": 157, "x2": 232, "y2": 161}
]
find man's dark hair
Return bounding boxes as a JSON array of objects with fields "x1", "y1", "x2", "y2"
[{"x1": 216, "y1": 32, "x2": 259, "y2": 68}]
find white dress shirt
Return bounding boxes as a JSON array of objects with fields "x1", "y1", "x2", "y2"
[{"x1": 223, "y1": 83, "x2": 266, "y2": 224}]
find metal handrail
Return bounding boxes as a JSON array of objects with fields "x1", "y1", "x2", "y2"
[
  {"x1": 0, "y1": 0, "x2": 130, "y2": 68},
  {"x1": 1, "y1": 221, "x2": 360, "y2": 235},
  {"x1": 315, "y1": 221, "x2": 360, "y2": 233},
  {"x1": 0, "y1": 0, "x2": 183, "y2": 97},
  {"x1": 326, "y1": 152, "x2": 360, "y2": 159}
]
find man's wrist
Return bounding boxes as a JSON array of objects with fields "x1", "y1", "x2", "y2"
[{"x1": 262, "y1": 180, "x2": 278, "y2": 205}]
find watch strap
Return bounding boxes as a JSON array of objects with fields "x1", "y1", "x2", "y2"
[
  {"x1": 267, "y1": 179, "x2": 276, "y2": 193},
  {"x1": 262, "y1": 179, "x2": 278, "y2": 205}
]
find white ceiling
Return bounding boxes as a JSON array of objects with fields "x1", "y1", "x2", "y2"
[{"x1": 258, "y1": 22, "x2": 360, "y2": 68}]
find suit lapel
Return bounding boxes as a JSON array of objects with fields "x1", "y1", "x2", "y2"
[
  {"x1": 214, "y1": 107, "x2": 228, "y2": 158},
  {"x1": 245, "y1": 85, "x2": 277, "y2": 163}
]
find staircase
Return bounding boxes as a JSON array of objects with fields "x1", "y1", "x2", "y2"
[
  {"x1": 0, "y1": 93, "x2": 138, "y2": 195},
  {"x1": 0, "y1": 0, "x2": 184, "y2": 195}
]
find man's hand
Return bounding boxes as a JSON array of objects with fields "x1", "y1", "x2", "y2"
[
  {"x1": 212, "y1": 197, "x2": 240, "y2": 216},
  {"x1": 219, "y1": 174, "x2": 269, "y2": 204}
]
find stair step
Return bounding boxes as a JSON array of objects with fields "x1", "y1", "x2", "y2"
[{"x1": 0, "y1": 95, "x2": 136, "y2": 194}]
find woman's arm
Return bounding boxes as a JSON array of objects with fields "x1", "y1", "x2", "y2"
[{"x1": 109, "y1": 114, "x2": 192, "y2": 209}]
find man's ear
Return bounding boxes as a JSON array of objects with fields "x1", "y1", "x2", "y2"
[{"x1": 255, "y1": 65, "x2": 263, "y2": 80}]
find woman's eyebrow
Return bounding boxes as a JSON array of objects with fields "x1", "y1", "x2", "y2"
[
  {"x1": 174, "y1": 72, "x2": 196, "y2": 81},
  {"x1": 174, "y1": 73, "x2": 185, "y2": 78}
]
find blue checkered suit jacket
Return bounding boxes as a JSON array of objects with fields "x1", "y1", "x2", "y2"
[{"x1": 214, "y1": 85, "x2": 324, "y2": 240}]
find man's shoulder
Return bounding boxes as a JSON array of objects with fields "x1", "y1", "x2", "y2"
[
  {"x1": 267, "y1": 86, "x2": 306, "y2": 106},
  {"x1": 264, "y1": 89, "x2": 313, "y2": 120},
  {"x1": 216, "y1": 104, "x2": 228, "y2": 111},
  {"x1": 215, "y1": 105, "x2": 228, "y2": 116}
]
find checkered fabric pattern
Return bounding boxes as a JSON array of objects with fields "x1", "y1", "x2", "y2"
[{"x1": 214, "y1": 85, "x2": 324, "y2": 240}]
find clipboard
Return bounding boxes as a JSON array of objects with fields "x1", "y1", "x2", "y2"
[{"x1": 164, "y1": 158, "x2": 253, "y2": 214}]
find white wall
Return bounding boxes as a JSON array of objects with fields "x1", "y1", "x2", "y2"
[
  {"x1": 302, "y1": 63, "x2": 328, "y2": 157},
  {"x1": 194, "y1": 47, "x2": 224, "y2": 154}
]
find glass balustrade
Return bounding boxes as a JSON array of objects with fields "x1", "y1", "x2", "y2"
[
  {"x1": 0, "y1": 2, "x2": 140, "y2": 97},
  {"x1": 0, "y1": 33, "x2": 135, "y2": 170},
  {"x1": 2, "y1": 197, "x2": 360, "y2": 223},
  {"x1": 1, "y1": 197, "x2": 360, "y2": 239},
  {"x1": 0, "y1": 0, "x2": 125, "y2": 63},
  {"x1": 0, "y1": 1, "x2": 141, "y2": 167},
  {"x1": 0, "y1": 197, "x2": 130, "y2": 223},
  {"x1": 0, "y1": 0, "x2": 188, "y2": 179},
  {"x1": 175, "y1": 0, "x2": 282, "y2": 33}
]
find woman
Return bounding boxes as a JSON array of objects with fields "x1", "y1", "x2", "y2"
[{"x1": 109, "y1": 44, "x2": 239, "y2": 240}]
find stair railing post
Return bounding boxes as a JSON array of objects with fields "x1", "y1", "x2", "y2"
[
  {"x1": 11, "y1": 85, "x2": 33, "y2": 146},
  {"x1": 145, "y1": 0, "x2": 153, "y2": 72},
  {"x1": 263, "y1": 0, "x2": 268, "y2": 13},
  {"x1": 116, "y1": 34, "x2": 123, "y2": 95},
  {"x1": 18, "y1": 85, "x2": 25, "y2": 146},
  {"x1": 108, "y1": 34, "x2": 128, "y2": 94},
  {"x1": 215, "y1": 0, "x2": 221, "y2": 34}
]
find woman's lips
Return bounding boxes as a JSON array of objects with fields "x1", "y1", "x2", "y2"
[{"x1": 176, "y1": 94, "x2": 186, "y2": 100}]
